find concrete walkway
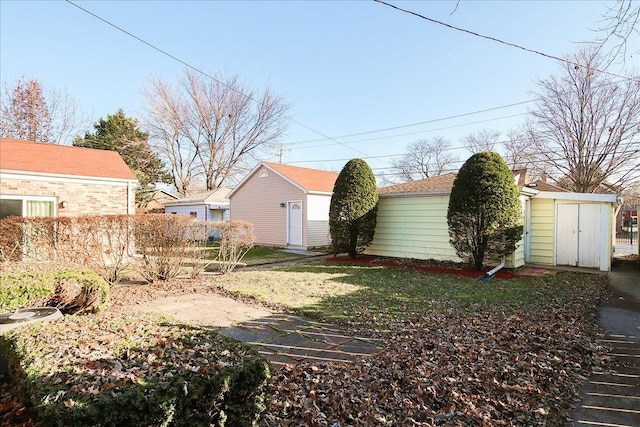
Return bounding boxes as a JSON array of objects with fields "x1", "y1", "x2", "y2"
[
  {"x1": 572, "y1": 262, "x2": 640, "y2": 426},
  {"x1": 218, "y1": 313, "x2": 384, "y2": 369}
]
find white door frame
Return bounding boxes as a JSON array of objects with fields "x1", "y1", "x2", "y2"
[{"x1": 287, "y1": 200, "x2": 303, "y2": 246}]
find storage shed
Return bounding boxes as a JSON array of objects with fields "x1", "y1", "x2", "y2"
[{"x1": 228, "y1": 162, "x2": 338, "y2": 249}]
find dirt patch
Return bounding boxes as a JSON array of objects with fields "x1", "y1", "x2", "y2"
[
  {"x1": 110, "y1": 277, "x2": 274, "y2": 327},
  {"x1": 326, "y1": 255, "x2": 521, "y2": 279}
]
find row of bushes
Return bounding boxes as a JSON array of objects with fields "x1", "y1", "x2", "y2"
[
  {"x1": 0, "y1": 312, "x2": 272, "y2": 426},
  {"x1": 0, "y1": 267, "x2": 109, "y2": 314},
  {"x1": 0, "y1": 215, "x2": 255, "y2": 284}
]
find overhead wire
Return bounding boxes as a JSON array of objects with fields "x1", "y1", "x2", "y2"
[
  {"x1": 374, "y1": 0, "x2": 640, "y2": 84},
  {"x1": 64, "y1": 0, "x2": 371, "y2": 158}
]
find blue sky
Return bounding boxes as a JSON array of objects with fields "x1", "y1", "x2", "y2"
[{"x1": 1, "y1": 0, "x2": 636, "y2": 179}]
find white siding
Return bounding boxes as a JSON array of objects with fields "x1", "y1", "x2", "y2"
[
  {"x1": 306, "y1": 194, "x2": 332, "y2": 247},
  {"x1": 164, "y1": 204, "x2": 207, "y2": 220}
]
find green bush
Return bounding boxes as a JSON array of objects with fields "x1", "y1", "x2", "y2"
[
  {"x1": 329, "y1": 158, "x2": 379, "y2": 258},
  {"x1": 0, "y1": 268, "x2": 109, "y2": 314},
  {"x1": 0, "y1": 270, "x2": 56, "y2": 311},
  {"x1": 447, "y1": 151, "x2": 524, "y2": 270},
  {"x1": 0, "y1": 312, "x2": 271, "y2": 426}
]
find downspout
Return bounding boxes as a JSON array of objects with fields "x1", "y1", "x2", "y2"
[{"x1": 477, "y1": 258, "x2": 505, "y2": 281}]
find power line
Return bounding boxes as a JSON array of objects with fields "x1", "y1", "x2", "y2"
[
  {"x1": 374, "y1": 0, "x2": 640, "y2": 84},
  {"x1": 288, "y1": 113, "x2": 528, "y2": 150},
  {"x1": 64, "y1": 0, "x2": 371, "y2": 159},
  {"x1": 284, "y1": 100, "x2": 535, "y2": 146}
]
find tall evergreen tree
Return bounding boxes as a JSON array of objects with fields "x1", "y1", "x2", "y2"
[
  {"x1": 329, "y1": 159, "x2": 378, "y2": 258},
  {"x1": 74, "y1": 109, "x2": 172, "y2": 204},
  {"x1": 447, "y1": 152, "x2": 523, "y2": 271}
]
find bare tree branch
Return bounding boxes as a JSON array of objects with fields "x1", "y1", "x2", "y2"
[
  {"x1": 462, "y1": 129, "x2": 501, "y2": 155},
  {"x1": 389, "y1": 137, "x2": 458, "y2": 183},
  {"x1": 529, "y1": 49, "x2": 640, "y2": 192},
  {"x1": 144, "y1": 69, "x2": 290, "y2": 197}
]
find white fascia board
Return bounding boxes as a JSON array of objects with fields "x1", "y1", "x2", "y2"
[
  {"x1": 307, "y1": 191, "x2": 333, "y2": 196},
  {"x1": 534, "y1": 191, "x2": 619, "y2": 203}
]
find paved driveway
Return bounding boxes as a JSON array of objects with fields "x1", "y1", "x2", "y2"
[{"x1": 572, "y1": 262, "x2": 640, "y2": 426}]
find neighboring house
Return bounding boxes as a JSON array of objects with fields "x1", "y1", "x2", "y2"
[
  {"x1": 366, "y1": 172, "x2": 619, "y2": 271},
  {"x1": 228, "y1": 162, "x2": 339, "y2": 249},
  {"x1": 163, "y1": 187, "x2": 231, "y2": 222},
  {"x1": 0, "y1": 138, "x2": 137, "y2": 219},
  {"x1": 139, "y1": 189, "x2": 179, "y2": 213}
]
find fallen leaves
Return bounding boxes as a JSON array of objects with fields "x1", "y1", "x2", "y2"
[{"x1": 264, "y1": 274, "x2": 611, "y2": 426}]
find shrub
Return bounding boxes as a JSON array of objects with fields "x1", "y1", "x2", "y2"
[
  {"x1": 329, "y1": 159, "x2": 378, "y2": 258},
  {"x1": 0, "y1": 215, "x2": 134, "y2": 284},
  {"x1": 0, "y1": 270, "x2": 56, "y2": 312},
  {"x1": 447, "y1": 152, "x2": 524, "y2": 270},
  {"x1": 0, "y1": 268, "x2": 109, "y2": 314},
  {"x1": 132, "y1": 214, "x2": 218, "y2": 282},
  {"x1": 214, "y1": 220, "x2": 255, "y2": 274},
  {"x1": 0, "y1": 312, "x2": 271, "y2": 426}
]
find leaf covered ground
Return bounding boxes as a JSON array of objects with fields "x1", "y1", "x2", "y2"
[
  {"x1": 1, "y1": 260, "x2": 612, "y2": 426},
  {"x1": 215, "y1": 262, "x2": 611, "y2": 426}
]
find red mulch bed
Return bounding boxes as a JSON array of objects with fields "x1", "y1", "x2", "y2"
[{"x1": 326, "y1": 254, "x2": 521, "y2": 280}]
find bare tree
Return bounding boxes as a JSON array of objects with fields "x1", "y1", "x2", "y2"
[
  {"x1": 389, "y1": 137, "x2": 458, "y2": 183},
  {"x1": 144, "y1": 69, "x2": 290, "y2": 196},
  {"x1": 462, "y1": 129, "x2": 501, "y2": 154},
  {"x1": 529, "y1": 49, "x2": 640, "y2": 193},
  {"x1": 592, "y1": 0, "x2": 639, "y2": 66},
  {"x1": 502, "y1": 127, "x2": 545, "y2": 179},
  {"x1": 0, "y1": 77, "x2": 88, "y2": 144}
]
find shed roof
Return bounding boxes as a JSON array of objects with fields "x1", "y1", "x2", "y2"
[
  {"x1": 164, "y1": 187, "x2": 231, "y2": 205},
  {"x1": 526, "y1": 180, "x2": 570, "y2": 192},
  {"x1": 379, "y1": 173, "x2": 458, "y2": 195},
  {"x1": 0, "y1": 138, "x2": 137, "y2": 180},
  {"x1": 263, "y1": 162, "x2": 339, "y2": 193}
]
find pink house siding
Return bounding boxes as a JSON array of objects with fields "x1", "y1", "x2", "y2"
[
  {"x1": 230, "y1": 168, "x2": 305, "y2": 246},
  {"x1": 229, "y1": 162, "x2": 338, "y2": 249}
]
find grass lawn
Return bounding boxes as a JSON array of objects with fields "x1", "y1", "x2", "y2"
[
  {"x1": 217, "y1": 260, "x2": 611, "y2": 426},
  {"x1": 202, "y1": 245, "x2": 315, "y2": 271},
  {"x1": 214, "y1": 260, "x2": 608, "y2": 329}
]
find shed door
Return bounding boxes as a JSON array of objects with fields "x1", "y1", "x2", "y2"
[
  {"x1": 557, "y1": 204, "x2": 579, "y2": 266},
  {"x1": 287, "y1": 201, "x2": 303, "y2": 246},
  {"x1": 556, "y1": 204, "x2": 601, "y2": 268}
]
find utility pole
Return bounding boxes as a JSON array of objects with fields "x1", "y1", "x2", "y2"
[{"x1": 277, "y1": 145, "x2": 290, "y2": 164}]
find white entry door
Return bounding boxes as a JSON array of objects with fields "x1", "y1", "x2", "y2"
[
  {"x1": 287, "y1": 201, "x2": 303, "y2": 246},
  {"x1": 556, "y1": 203, "x2": 601, "y2": 268}
]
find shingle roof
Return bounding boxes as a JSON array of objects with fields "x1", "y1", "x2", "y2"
[
  {"x1": 264, "y1": 161, "x2": 339, "y2": 192},
  {"x1": 379, "y1": 173, "x2": 458, "y2": 195},
  {"x1": 0, "y1": 138, "x2": 137, "y2": 180},
  {"x1": 166, "y1": 187, "x2": 231, "y2": 204},
  {"x1": 526, "y1": 180, "x2": 570, "y2": 192}
]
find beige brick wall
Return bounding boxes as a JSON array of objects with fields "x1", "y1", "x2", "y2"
[{"x1": 0, "y1": 176, "x2": 135, "y2": 216}]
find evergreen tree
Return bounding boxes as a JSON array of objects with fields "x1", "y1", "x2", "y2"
[
  {"x1": 74, "y1": 109, "x2": 173, "y2": 205},
  {"x1": 447, "y1": 152, "x2": 523, "y2": 271},
  {"x1": 329, "y1": 159, "x2": 378, "y2": 258}
]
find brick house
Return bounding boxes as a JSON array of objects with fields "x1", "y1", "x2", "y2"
[{"x1": 0, "y1": 138, "x2": 138, "y2": 218}]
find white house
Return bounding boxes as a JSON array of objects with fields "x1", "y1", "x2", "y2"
[{"x1": 163, "y1": 187, "x2": 231, "y2": 222}]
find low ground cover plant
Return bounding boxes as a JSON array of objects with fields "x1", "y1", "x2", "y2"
[
  {"x1": 0, "y1": 266, "x2": 109, "y2": 314},
  {"x1": 1, "y1": 312, "x2": 271, "y2": 427}
]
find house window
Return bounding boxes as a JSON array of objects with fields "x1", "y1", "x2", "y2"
[
  {"x1": 0, "y1": 196, "x2": 56, "y2": 219},
  {"x1": 189, "y1": 212, "x2": 197, "y2": 218}
]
